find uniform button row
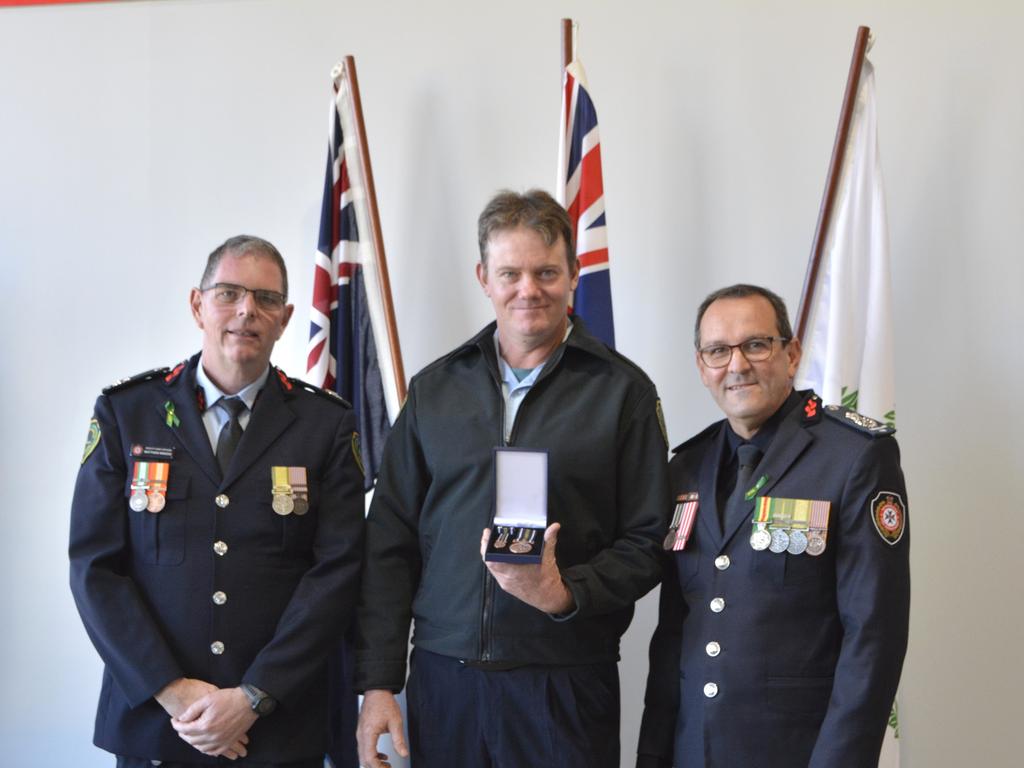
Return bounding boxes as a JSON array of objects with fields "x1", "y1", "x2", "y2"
[
  {"x1": 710, "y1": 597, "x2": 725, "y2": 613},
  {"x1": 714, "y1": 555, "x2": 730, "y2": 571},
  {"x1": 703, "y1": 682, "x2": 718, "y2": 698},
  {"x1": 705, "y1": 641, "x2": 721, "y2": 657}
]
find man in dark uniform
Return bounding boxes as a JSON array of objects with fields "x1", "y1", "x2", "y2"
[
  {"x1": 70, "y1": 235, "x2": 365, "y2": 766},
  {"x1": 637, "y1": 284, "x2": 909, "y2": 768},
  {"x1": 354, "y1": 190, "x2": 669, "y2": 768}
]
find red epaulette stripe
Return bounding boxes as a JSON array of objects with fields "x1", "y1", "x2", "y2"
[
  {"x1": 276, "y1": 368, "x2": 293, "y2": 391},
  {"x1": 165, "y1": 362, "x2": 186, "y2": 383}
]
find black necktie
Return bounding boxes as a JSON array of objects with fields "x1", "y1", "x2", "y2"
[
  {"x1": 721, "y1": 443, "x2": 763, "y2": 527},
  {"x1": 215, "y1": 397, "x2": 247, "y2": 474}
]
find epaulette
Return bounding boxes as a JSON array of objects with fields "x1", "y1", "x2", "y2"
[
  {"x1": 102, "y1": 367, "x2": 171, "y2": 395},
  {"x1": 823, "y1": 404, "x2": 895, "y2": 437},
  {"x1": 672, "y1": 421, "x2": 722, "y2": 455},
  {"x1": 276, "y1": 368, "x2": 352, "y2": 408}
]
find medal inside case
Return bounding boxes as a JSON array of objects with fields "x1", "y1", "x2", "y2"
[{"x1": 484, "y1": 447, "x2": 547, "y2": 565}]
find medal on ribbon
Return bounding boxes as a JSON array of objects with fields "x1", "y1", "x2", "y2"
[
  {"x1": 289, "y1": 466, "x2": 309, "y2": 515},
  {"x1": 806, "y1": 500, "x2": 831, "y2": 556},
  {"x1": 663, "y1": 492, "x2": 699, "y2": 551},
  {"x1": 766, "y1": 497, "x2": 792, "y2": 553},
  {"x1": 271, "y1": 466, "x2": 294, "y2": 515},
  {"x1": 129, "y1": 462, "x2": 150, "y2": 512},
  {"x1": 750, "y1": 496, "x2": 772, "y2": 551},
  {"x1": 146, "y1": 462, "x2": 169, "y2": 513},
  {"x1": 786, "y1": 500, "x2": 811, "y2": 555}
]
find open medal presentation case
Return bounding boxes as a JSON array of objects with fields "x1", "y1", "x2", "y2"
[{"x1": 484, "y1": 447, "x2": 548, "y2": 564}]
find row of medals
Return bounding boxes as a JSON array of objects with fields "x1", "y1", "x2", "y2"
[
  {"x1": 492, "y1": 526, "x2": 537, "y2": 554},
  {"x1": 750, "y1": 523, "x2": 826, "y2": 556},
  {"x1": 272, "y1": 485, "x2": 309, "y2": 516},
  {"x1": 129, "y1": 485, "x2": 165, "y2": 513}
]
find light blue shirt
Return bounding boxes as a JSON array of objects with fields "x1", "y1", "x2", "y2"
[
  {"x1": 195, "y1": 360, "x2": 270, "y2": 451},
  {"x1": 494, "y1": 321, "x2": 573, "y2": 443}
]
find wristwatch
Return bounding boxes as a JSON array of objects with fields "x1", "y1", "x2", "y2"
[{"x1": 240, "y1": 683, "x2": 277, "y2": 716}]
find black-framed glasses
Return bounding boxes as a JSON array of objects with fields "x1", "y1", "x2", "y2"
[
  {"x1": 200, "y1": 283, "x2": 287, "y2": 311},
  {"x1": 698, "y1": 336, "x2": 790, "y2": 368}
]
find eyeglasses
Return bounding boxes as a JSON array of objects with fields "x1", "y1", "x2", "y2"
[
  {"x1": 698, "y1": 336, "x2": 790, "y2": 368},
  {"x1": 200, "y1": 283, "x2": 287, "y2": 311}
]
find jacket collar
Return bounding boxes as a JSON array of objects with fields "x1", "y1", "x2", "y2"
[{"x1": 159, "y1": 353, "x2": 296, "y2": 489}]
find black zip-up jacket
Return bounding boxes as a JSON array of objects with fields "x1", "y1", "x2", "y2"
[{"x1": 354, "y1": 319, "x2": 670, "y2": 692}]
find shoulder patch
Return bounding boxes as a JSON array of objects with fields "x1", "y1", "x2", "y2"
[
  {"x1": 655, "y1": 399, "x2": 669, "y2": 448},
  {"x1": 352, "y1": 431, "x2": 365, "y2": 476},
  {"x1": 81, "y1": 418, "x2": 101, "y2": 464},
  {"x1": 103, "y1": 367, "x2": 171, "y2": 395},
  {"x1": 870, "y1": 491, "x2": 906, "y2": 545},
  {"x1": 823, "y1": 404, "x2": 895, "y2": 437}
]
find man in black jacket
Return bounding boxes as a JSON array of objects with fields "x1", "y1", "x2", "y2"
[
  {"x1": 355, "y1": 190, "x2": 669, "y2": 768},
  {"x1": 637, "y1": 284, "x2": 909, "y2": 768}
]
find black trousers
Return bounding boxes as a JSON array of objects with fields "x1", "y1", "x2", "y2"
[
  {"x1": 116, "y1": 757, "x2": 324, "y2": 768},
  {"x1": 406, "y1": 648, "x2": 621, "y2": 768}
]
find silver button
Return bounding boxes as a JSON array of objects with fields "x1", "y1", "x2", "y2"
[
  {"x1": 710, "y1": 597, "x2": 725, "y2": 613},
  {"x1": 212, "y1": 591, "x2": 227, "y2": 605},
  {"x1": 215, "y1": 494, "x2": 230, "y2": 508},
  {"x1": 213, "y1": 541, "x2": 228, "y2": 556},
  {"x1": 706, "y1": 641, "x2": 721, "y2": 657},
  {"x1": 714, "y1": 555, "x2": 731, "y2": 570},
  {"x1": 703, "y1": 682, "x2": 719, "y2": 698},
  {"x1": 210, "y1": 641, "x2": 225, "y2": 655},
  {"x1": 151, "y1": 762, "x2": 163, "y2": 766}
]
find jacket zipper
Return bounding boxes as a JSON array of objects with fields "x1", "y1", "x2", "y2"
[{"x1": 478, "y1": 342, "x2": 564, "y2": 661}]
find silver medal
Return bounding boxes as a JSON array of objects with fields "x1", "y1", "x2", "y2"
[
  {"x1": 769, "y1": 528, "x2": 790, "y2": 553},
  {"x1": 272, "y1": 493, "x2": 294, "y2": 516},
  {"x1": 750, "y1": 527, "x2": 772, "y2": 551},
  {"x1": 787, "y1": 529, "x2": 808, "y2": 555},
  {"x1": 806, "y1": 532, "x2": 827, "y2": 556},
  {"x1": 129, "y1": 489, "x2": 149, "y2": 512}
]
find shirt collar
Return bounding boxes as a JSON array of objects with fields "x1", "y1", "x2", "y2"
[
  {"x1": 195, "y1": 358, "x2": 270, "y2": 412},
  {"x1": 724, "y1": 388, "x2": 801, "y2": 457},
  {"x1": 492, "y1": 320, "x2": 574, "y2": 385}
]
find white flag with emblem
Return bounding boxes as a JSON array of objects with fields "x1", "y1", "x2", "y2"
[
  {"x1": 796, "y1": 58, "x2": 895, "y2": 427},
  {"x1": 794, "y1": 56, "x2": 901, "y2": 766}
]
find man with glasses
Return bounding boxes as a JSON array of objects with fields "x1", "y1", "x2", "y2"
[
  {"x1": 637, "y1": 284, "x2": 909, "y2": 768},
  {"x1": 70, "y1": 235, "x2": 365, "y2": 767}
]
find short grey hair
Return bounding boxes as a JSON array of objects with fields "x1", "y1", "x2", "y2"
[{"x1": 200, "y1": 235, "x2": 288, "y2": 298}]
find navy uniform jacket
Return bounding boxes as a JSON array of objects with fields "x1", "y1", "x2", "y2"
[
  {"x1": 638, "y1": 391, "x2": 909, "y2": 768},
  {"x1": 69, "y1": 354, "x2": 365, "y2": 763}
]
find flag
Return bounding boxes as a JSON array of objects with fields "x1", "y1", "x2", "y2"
[
  {"x1": 307, "y1": 65, "x2": 402, "y2": 492},
  {"x1": 556, "y1": 58, "x2": 615, "y2": 348},
  {"x1": 796, "y1": 59, "x2": 895, "y2": 427},
  {"x1": 307, "y1": 63, "x2": 403, "y2": 768},
  {"x1": 794, "y1": 57, "x2": 901, "y2": 766}
]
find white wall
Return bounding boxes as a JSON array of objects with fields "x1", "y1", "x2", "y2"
[{"x1": 1, "y1": 1, "x2": 1021, "y2": 765}]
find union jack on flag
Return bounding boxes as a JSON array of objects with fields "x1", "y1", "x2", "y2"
[
  {"x1": 557, "y1": 58, "x2": 615, "y2": 348},
  {"x1": 307, "y1": 64, "x2": 401, "y2": 493}
]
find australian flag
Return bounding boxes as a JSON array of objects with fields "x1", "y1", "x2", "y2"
[
  {"x1": 307, "y1": 63, "x2": 401, "y2": 768},
  {"x1": 307, "y1": 65, "x2": 400, "y2": 492},
  {"x1": 557, "y1": 58, "x2": 616, "y2": 348}
]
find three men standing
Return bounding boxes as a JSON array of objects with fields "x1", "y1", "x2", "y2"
[
  {"x1": 638, "y1": 284, "x2": 910, "y2": 767},
  {"x1": 355, "y1": 190, "x2": 670, "y2": 768}
]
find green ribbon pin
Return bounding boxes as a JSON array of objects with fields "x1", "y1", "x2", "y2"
[
  {"x1": 164, "y1": 401, "x2": 180, "y2": 428},
  {"x1": 744, "y1": 474, "x2": 769, "y2": 501}
]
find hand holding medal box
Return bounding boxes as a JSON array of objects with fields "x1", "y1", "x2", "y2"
[{"x1": 484, "y1": 448, "x2": 548, "y2": 564}]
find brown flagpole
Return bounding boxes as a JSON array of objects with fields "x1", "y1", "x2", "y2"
[
  {"x1": 343, "y1": 55, "x2": 407, "y2": 404},
  {"x1": 794, "y1": 26, "x2": 871, "y2": 344},
  {"x1": 561, "y1": 18, "x2": 573, "y2": 71}
]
